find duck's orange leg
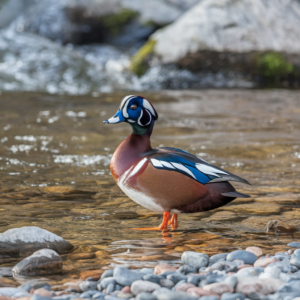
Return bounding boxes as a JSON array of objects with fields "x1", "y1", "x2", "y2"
[
  {"x1": 168, "y1": 214, "x2": 178, "y2": 230},
  {"x1": 132, "y1": 211, "x2": 171, "y2": 231}
]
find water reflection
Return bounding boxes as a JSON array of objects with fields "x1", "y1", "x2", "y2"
[{"x1": 0, "y1": 90, "x2": 300, "y2": 285}]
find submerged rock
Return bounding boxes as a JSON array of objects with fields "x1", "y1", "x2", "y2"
[
  {"x1": 12, "y1": 249, "x2": 62, "y2": 276},
  {"x1": 0, "y1": 226, "x2": 73, "y2": 257},
  {"x1": 181, "y1": 251, "x2": 209, "y2": 269},
  {"x1": 266, "y1": 220, "x2": 297, "y2": 233}
]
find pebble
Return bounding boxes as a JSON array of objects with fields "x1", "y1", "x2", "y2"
[
  {"x1": 181, "y1": 251, "x2": 209, "y2": 269},
  {"x1": 116, "y1": 292, "x2": 134, "y2": 299},
  {"x1": 209, "y1": 253, "x2": 229, "y2": 265},
  {"x1": 209, "y1": 261, "x2": 238, "y2": 273},
  {"x1": 159, "y1": 279, "x2": 174, "y2": 288},
  {"x1": 156, "y1": 291, "x2": 197, "y2": 300},
  {"x1": 187, "y1": 274, "x2": 206, "y2": 286},
  {"x1": 166, "y1": 273, "x2": 186, "y2": 284},
  {"x1": 131, "y1": 280, "x2": 161, "y2": 295},
  {"x1": 33, "y1": 288, "x2": 54, "y2": 297},
  {"x1": 92, "y1": 292, "x2": 106, "y2": 299},
  {"x1": 176, "y1": 265, "x2": 198, "y2": 275},
  {"x1": 203, "y1": 283, "x2": 233, "y2": 295},
  {"x1": 235, "y1": 267, "x2": 263, "y2": 278},
  {"x1": 175, "y1": 283, "x2": 196, "y2": 292},
  {"x1": 268, "y1": 258, "x2": 291, "y2": 273},
  {"x1": 246, "y1": 247, "x2": 263, "y2": 257},
  {"x1": 121, "y1": 286, "x2": 131, "y2": 293},
  {"x1": 80, "y1": 290, "x2": 99, "y2": 298},
  {"x1": 79, "y1": 281, "x2": 98, "y2": 292},
  {"x1": 287, "y1": 242, "x2": 300, "y2": 248},
  {"x1": 254, "y1": 257, "x2": 279, "y2": 268},
  {"x1": 136, "y1": 292, "x2": 157, "y2": 300},
  {"x1": 185, "y1": 287, "x2": 218, "y2": 298},
  {"x1": 223, "y1": 276, "x2": 237, "y2": 289},
  {"x1": 277, "y1": 280, "x2": 300, "y2": 293},
  {"x1": 101, "y1": 278, "x2": 116, "y2": 289},
  {"x1": 206, "y1": 274, "x2": 226, "y2": 284},
  {"x1": 221, "y1": 292, "x2": 246, "y2": 300},
  {"x1": 154, "y1": 264, "x2": 177, "y2": 275},
  {"x1": 106, "y1": 283, "x2": 115, "y2": 294},
  {"x1": 227, "y1": 250, "x2": 258, "y2": 265},
  {"x1": 143, "y1": 274, "x2": 163, "y2": 285},
  {"x1": 290, "y1": 249, "x2": 300, "y2": 268},
  {"x1": 113, "y1": 267, "x2": 144, "y2": 286},
  {"x1": 199, "y1": 297, "x2": 219, "y2": 300}
]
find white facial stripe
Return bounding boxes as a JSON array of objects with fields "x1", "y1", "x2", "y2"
[
  {"x1": 122, "y1": 98, "x2": 130, "y2": 118},
  {"x1": 107, "y1": 116, "x2": 120, "y2": 123},
  {"x1": 120, "y1": 95, "x2": 135, "y2": 110},
  {"x1": 160, "y1": 161, "x2": 175, "y2": 169},
  {"x1": 171, "y1": 162, "x2": 196, "y2": 179},
  {"x1": 151, "y1": 158, "x2": 163, "y2": 168},
  {"x1": 138, "y1": 109, "x2": 151, "y2": 126},
  {"x1": 143, "y1": 99, "x2": 157, "y2": 118},
  {"x1": 196, "y1": 164, "x2": 228, "y2": 177},
  {"x1": 129, "y1": 158, "x2": 147, "y2": 178},
  {"x1": 127, "y1": 119, "x2": 135, "y2": 123}
]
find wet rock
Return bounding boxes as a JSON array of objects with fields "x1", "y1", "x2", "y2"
[
  {"x1": 221, "y1": 293, "x2": 246, "y2": 300},
  {"x1": 181, "y1": 251, "x2": 209, "y2": 269},
  {"x1": 203, "y1": 283, "x2": 233, "y2": 295},
  {"x1": 288, "y1": 242, "x2": 300, "y2": 248},
  {"x1": 290, "y1": 249, "x2": 300, "y2": 268},
  {"x1": 154, "y1": 263, "x2": 177, "y2": 274},
  {"x1": 79, "y1": 281, "x2": 98, "y2": 292},
  {"x1": 136, "y1": 292, "x2": 157, "y2": 300},
  {"x1": 246, "y1": 247, "x2": 263, "y2": 257},
  {"x1": 254, "y1": 258, "x2": 279, "y2": 268},
  {"x1": 113, "y1": 267, "x2": 144, "y2": 286},
  {"x1": 236, "y1": 278, "x2": 283, "y2": 296},
  {"x1": 12, "y1": 249, "x2": 62, "y2": 276},
  {"x1": 159, "y1": 279, "x2": 174, "y2": 288},
  {"x1": 266, "y1": 220, "x2": 297, "y2": 234},
  {"x1": 227, "y1": 250, "x2": 257, "y2": 265},
  {"x1": 0, "y1": 226, "x2": 73, "y2": 257},
  {"x1": 131, "y1": 280, "x2": 160, "y2": 295}
]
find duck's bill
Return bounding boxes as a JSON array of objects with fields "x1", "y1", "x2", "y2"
[{"x1": 103, "y1": 110, "x2": 125, "y2": 124}]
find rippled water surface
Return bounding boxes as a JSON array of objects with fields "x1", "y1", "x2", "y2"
[{"x1": 0, "y1": 90, "x2": 300, "y2": 285}]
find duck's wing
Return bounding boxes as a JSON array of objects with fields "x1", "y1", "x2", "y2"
[{"x1": 141, "y1": 147, "x2": 250, "y2": 186}]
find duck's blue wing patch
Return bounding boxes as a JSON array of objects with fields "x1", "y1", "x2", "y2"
[{"x1": 144, "y1": 147, "x2": 250, "y2": 185}]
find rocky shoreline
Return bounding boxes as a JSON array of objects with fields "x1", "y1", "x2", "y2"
[{"x1": 1, "y1": 226, "x2": 300, "y2": 300}]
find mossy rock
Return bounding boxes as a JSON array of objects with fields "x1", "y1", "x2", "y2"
[
  {"x1": 130, "y1": 39, "x2": 156, "y2": 76},
  {"x1": 256, "y1": 52, "x2": 294, "y2": 84}
]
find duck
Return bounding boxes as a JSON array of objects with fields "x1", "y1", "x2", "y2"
[{"x1": 104, "y1": 95, "x2": 251, "y2": 230}]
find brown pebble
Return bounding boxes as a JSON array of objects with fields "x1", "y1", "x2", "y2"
[
  {"x1": 33, "y1": 288, "x2": 53, "y2": 297},
  {"x1": 175, "y1": 283, "x2": 196, "y2": 292},
  {"x1": 203, "y1": 283, "x2": 233, "y2": 295},
  {"x1": 254, "y1": 257, "x2": 279, "y2": 268},
  {"x1": 186, "y1": 287, "x2": 220, "y2": 298},
  {"x1": 154, "y1": 263, "x2": 177, "y2": 274},
  {"x1": 246, "y1": 247, "x2": 263, "y2": 257},
  {"x1": 238, "y1": 264, "x2": 253, "y2": 270},
  {"x1": 121, "y1": 286, "x2": 131, "y2": 293},
  {"x1": 0, "y1": 297, "x2": 12, "y2": 300},
  {"x1": 55, "y1": 291, "x2": 71, "y2": 296}
]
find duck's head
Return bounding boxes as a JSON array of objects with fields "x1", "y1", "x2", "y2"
[{"x1": 104, "y1": 95, "x2": 158, "y2": 135}]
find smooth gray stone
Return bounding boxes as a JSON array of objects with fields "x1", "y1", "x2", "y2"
[
  {"x1": 160, "y1": 271, "x2": 176, "y2": 277},
  {"x1": 159, "y1": 279, "x2": 174, "y2": 288},
  {"x1": 187, "y1": 274, "x2": 206, "y2": 285},
  {"x1": 86, "y1": 277, "x2": 95, "y2": 281},
  {"x1": 104, "y1": 296, "x2": 122, "y2": 300},
  {"x1": 156, "y1": 291, "x2": 197, "y2": 300},
  {"x1": 199, "y1": 279, "x2": 208, "y2": 287},
  {"x1": 52, "y1": 296, "x2": 78, "y2": 300},
  {"x1": 92, "y1": 292, "x2": 106, "y2": 299},
  {"x1": 290, "y1": 249, "x2": 300, "y2": 268},
  {"x1": 166, "y1": 273, "x2": 186, "y2": 284},
  {"x1": 266, "y1": 293, "x2": 283, "y2": 300},
  {"x1": 31, "y1": 295, "x2": 53, "y2": 300},
  {"x1": 113, "y1": 267, "x2": 144, "y2": 286},
  {"x1": 248, "y1": 292, "x2": 266, "y2": 300},
  {"x1": 236, "y1": 267, "x2": 264, "y2": 278},
  {"x1": 106, "y1": 283, "x2": 115, "y2": 294},
  {"x1": 115, "y1": 284, "x2": 122, "y2": 291},
  {"x1": 171, "y1": 279, "x2": 186, "y2": 291},
  {"x1": 200, "y1": 297, "x2": 219, "y2": 300},
  {"x1": 152, "y1": 288, "x2": 172, "y2": 296},
  {"x1": 101, "y1": 269, "x2": 114, "y2": 280},
  {"x1": 143, "y1": 274, "x2": 163, "y2": 284},
  {"x1": 0, "y1": 288, "x2": 29, "y2": 297},
  {"x1": 277, "y1": 280, "x2": 300, "y2": 293},
  {"x1": 288, "y1": 242, "x2": 300, "y2": 248},
  {"x1": 221, "y1": 293, "x2": 246, "y2": 300},
  {"x1": 268, "y1": 258, "x2": 291, "y2": 273},
  {"x1": 209, "y1": 253, "x2": 229, "y2": 265},
  {"x1": 79, "y1": 281, "x2": 98, "y2": 292},
  {"x1": 176, "y1": 265, "x2": 198, "y2": 274},
  {"x1": 80, "y1": 290, "x2": 100, "y2": 298},
  {"x1": 139, "y1": 268, "x2": 154, "y2": 274},
  {"x1": 224, "y1": 275, "x2": 238, "y2": 289},
  {"x1": 15, "y1": 292, "x2": 32, "y2": 298},
  {"x1": 101, "y1": 277, "x2": 116, "y2": 289},
  {"x1": 32, "y1": 283, "x2": 51, "y2": 290},
  {"x1": 206, "y1": 273, "x2": 226, "y2": 284},
  {"x1": 181, "y1": 251, "x2": 209, "y2": 268},
  {"x1": 227, "y1": 250, "x2": 258, "y2": 264},
  {"x1": 136, "y1": 292, "x2": 157, "y2": 300},
  {"x1": 20, "y1": 284, "x2": 32, "y2": 292},
  {"x1": 210, "y1": 261, "x2": 238, "y2": 273},
  {"x1": 291, "y1": 265, "x2": 299, "y2": 272}
]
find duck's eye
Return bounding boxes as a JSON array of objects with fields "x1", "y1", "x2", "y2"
[{"x1": 130, "y1": 104, "x2": 137, "y2": 110}]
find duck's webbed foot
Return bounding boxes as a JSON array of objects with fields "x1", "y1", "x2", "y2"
[{"x1": 168, "y1": 213, "x2": 178, "y2": 230}]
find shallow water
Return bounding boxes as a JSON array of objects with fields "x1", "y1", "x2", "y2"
[{"x1": 0, "y1": 89, "x2": 300, "y2": 285}]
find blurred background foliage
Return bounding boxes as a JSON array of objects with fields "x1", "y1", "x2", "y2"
[{"x1": 0, "y1": 0, "x2": 300, "y2": 95}]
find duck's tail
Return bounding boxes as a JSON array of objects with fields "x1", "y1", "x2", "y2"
[{"x1": 221, "y1": 191, "x2": 251, "y2": 198}]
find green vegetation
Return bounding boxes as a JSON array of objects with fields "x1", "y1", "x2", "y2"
[
  {"x1": 130, "y1": 39, "x2": 156, "y2": 76},
  {"x1": 101, "y1": 9, "x2": 138, "y2": 36},
  {"x1": 257, "y1": 52, "x2": 294, "y2": 83}
]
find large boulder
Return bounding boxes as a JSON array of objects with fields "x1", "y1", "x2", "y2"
[
  {"x1": 0, "y1": 226, "x2": 74, "y2": 257},
  {"x1": 148, "y1": 0, "x2": 300, "y2": 83}
]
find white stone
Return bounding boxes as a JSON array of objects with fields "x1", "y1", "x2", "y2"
[{"x1": 131, "y1": 280, "x2": 161, "y2": 295}]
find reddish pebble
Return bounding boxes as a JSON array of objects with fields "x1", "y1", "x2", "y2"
[
  {"x1": 121, "y1": 286, "x2": 131, "y2": 293},
  {"x1": 154, "y1": 263, "x2": 177, "y2": 274},
  {"x1": 0, "y1": 297, "x2": 12, "y2": 300},
  {"x1": 176, "y1": 283, "x2": 196, "y2": 292},
  {"x1": 246, "y1": 247, "x2": 263, "y2": 257},
  {"x1": 55, "y1": 291, "x2": 71, "y2": 296},
  {"x1": 254, "y1": 257, "x2": 279, "y2": 268},
  {"x1": 186, "y1": 287, "x2": 220, "y2": 298},
  {"x1": 203, "y1": 283, "x2": 233, "y2": 295},
  {"x1": 13, "y1": 297, "x2": 30, "y2": 300},
  {"x1": 33, "y1": 288, "x2": 53, "y2": 297},
  {"x1": 238, "y1": 264, "x2": 253, "y2": 270}
]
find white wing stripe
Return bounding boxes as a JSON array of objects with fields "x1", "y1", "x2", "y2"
[
  {"x1": 151, "y1": 158, "x2": 163, "y2": 168},
  {"x1": 130, "y1": 158, "x2": 147, "y2": 177},
  {"x1": 171, "y1": 162, "x2": 196, "y2": 179},
  {"x1": 160, "y1": 161, "x2": 175, "y2": 169},
  {"x1": 196, "y1": 164, "x2": 228, "y2": 177}
]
